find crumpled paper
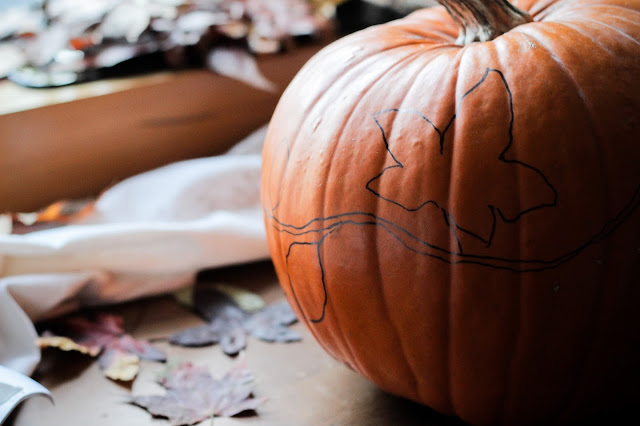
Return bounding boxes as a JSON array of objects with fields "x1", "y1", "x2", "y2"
[{"x1": 0, "y1": 125, "x2": 270, "y2": 375}]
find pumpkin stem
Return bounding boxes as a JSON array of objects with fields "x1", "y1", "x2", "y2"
[{"x1": 435, "y1": 0, "x2": 532, "y2": 45}]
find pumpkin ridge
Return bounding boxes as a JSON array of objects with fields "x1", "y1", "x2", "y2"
[
  {"x1": 514, "y1": 26, "x2": 611, "y2": 222},
  {"x1": 266, "y1": 136, "x2": 290, "y2": 213},
  {"x1": 316, "y1": 236, "x2": 366, "y2": 373},
  {"x1": 573, "y1": 18, "x2": 640, "y2": 46},
  {"x1": 372, "y1": 218, "x2": 423, "y2": 401},
  {"x1": 553, "y1": 3, "x2": 640, "y2": 19}
]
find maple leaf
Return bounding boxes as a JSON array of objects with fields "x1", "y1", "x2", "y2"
[
  {"x1": 169, "y1": 287, "x2": 301, "y2": 355},
  {"x1": 37, "y1": 313, "x2": 166, "y2": 381},
  {"x1": 130, "y1": 358, "x2": 266, "y2": 425}
]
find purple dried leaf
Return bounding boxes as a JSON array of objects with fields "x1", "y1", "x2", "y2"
[
  {"x1": 118, "y1": 334, "x2": 167, "y2": 362},
  {"x1": 169, "y1": 324, "x2": 221, "y2": 347},
  {"x1": 193, "y1": 287, "x2": 248, "y2": 322},
  {"x1": 170, "y1": 288, "x2": 300, "y2": 354},
  {"x1": 244, "y1": 300, "x2": 302, "y2": 343},
  {"x1": 131, "y1": 359, "x2": 265, "y2": 425},
  {"x1": 218, "y1": 323, "x2": 247, "y2": 356}
]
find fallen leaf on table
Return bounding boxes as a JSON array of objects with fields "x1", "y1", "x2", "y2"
[
  {"x1": 37, "y1": 334, "x2": 101, "y2": 356},
  {"x1": 244, "y1": 301, "x2": 300, "y2": 343},
  {"x1": 173, "y1": 282, "x2": 265, "y2": 313},
  {"x1": 37, "y1": 313, "x2": 166, "y2": 382},
  {"x1": 131, "y1": 357, "x2": 265, "y2": 425},
  {"x1": 216, "y1": 283, "x2": 266, "y2": 312},
  {"x1": 170, "y1": 287, "x2": 300, "y2": 355}
]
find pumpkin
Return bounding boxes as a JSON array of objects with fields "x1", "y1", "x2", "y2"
[{"x1": 261, "y1": 0, "x2": 640, "y2": 424}]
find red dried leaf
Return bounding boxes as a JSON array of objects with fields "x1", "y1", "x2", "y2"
[
  {"x1": 38, "y1": 313, "x2": 166, "y2": 381},
  {"x1": 131, "y1": 358, "x2": 265, "y2": 425}
]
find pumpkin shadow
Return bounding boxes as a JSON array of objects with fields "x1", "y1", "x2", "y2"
[
  {"x1": 349, "y1": 389, "x2": 467, "y2": 426},
  {"x1": 31, "y1": 347, "x2": 94, "y2": 389}
]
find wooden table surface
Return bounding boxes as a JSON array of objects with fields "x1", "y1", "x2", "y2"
[
  {"x1": 5, "y1": 261, "x2": 464, "y2": 426},
  {"x1": 5, "y1": 261, "x2": 637, "y2": 426}
]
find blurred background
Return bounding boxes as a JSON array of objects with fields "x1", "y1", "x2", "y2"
[{"x1": 0, "y1": 0, "x2": 434, "y2": 214}]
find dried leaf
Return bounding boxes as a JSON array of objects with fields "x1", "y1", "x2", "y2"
[
  {"x1": 215, "y1": 283, "x2": 266, "y2": 312},
  {"x1": 100, "y1": 350, "x2": 140, "y2": 382},
  {"x1": 243, "y1": 300, "x2": 300, "y2": 343},
  {"x1": 38, "y1": 313, "x2": 166, "y2": 381},
  {"x1": 170, "y1": 288, "x2": 300, "y2": 355},
  {"x1": 36, "y1": 334, "x2": 101, "y2": 356},
  {"x1": 131, "y1": 358, "x2": 265, "y2": 425},
  {"x1": 206, "y1": 47, "x2": 277, "y2": 92}
]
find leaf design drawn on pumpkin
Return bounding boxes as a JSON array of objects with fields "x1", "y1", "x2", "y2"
[{"x1": 366, "y1": 68, "x2": 557, "y2": 253}]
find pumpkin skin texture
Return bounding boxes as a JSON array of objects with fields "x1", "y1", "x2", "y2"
[{"x1": 261, "y1": 0, "x2": 640, "y2": 424}]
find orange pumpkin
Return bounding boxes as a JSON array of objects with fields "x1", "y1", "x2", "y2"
[{"x1": 261, "y1": 0, "x2": 640, "y2": 424}]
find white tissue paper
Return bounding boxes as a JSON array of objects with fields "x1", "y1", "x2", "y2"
[{"x1": 0, "y1": 125, "x2": 271, "y2": 375}]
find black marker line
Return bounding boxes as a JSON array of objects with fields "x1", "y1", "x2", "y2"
[{"x1": 267, "y1": 68, "x2": 640, "y2": 323}]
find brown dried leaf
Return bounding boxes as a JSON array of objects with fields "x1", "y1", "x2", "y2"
[
  {"x1": 36, "y1": 334, "x2": 101, "y2": 356},
  {"x1": 100, "y1": 349, "x2": 140, "y2": 382},
  {"x1": 131, "y1": 358, "x2": 265, "y2": 425},
  {"x1": 38, "y1": 313, "x2": 166, "y2": 381}
]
